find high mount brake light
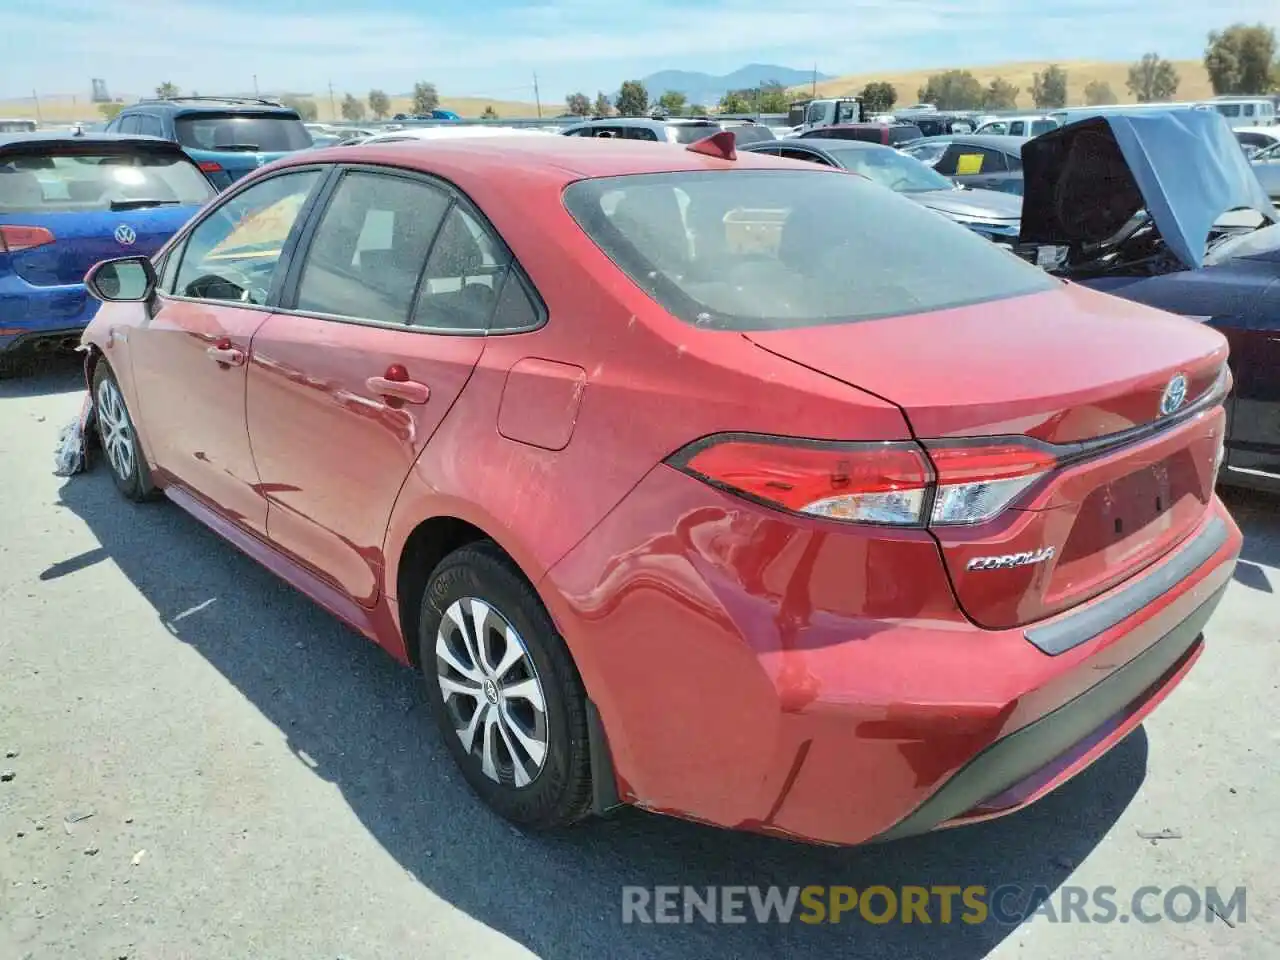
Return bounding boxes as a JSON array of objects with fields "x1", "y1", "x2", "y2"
[
  {"x1": 668, "y1": 434, "x2": 1057, "y2": 527},
  {"x1": 0, "y1": 225, "x2": 55, "y2": 253}
]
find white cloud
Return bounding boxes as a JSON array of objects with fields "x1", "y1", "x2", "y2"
[{"x1": 2, "y1": 0, "x2": 1277, "y2": 101}]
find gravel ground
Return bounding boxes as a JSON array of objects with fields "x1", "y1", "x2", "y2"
[{"x1": 2, "y1": 355, "x2": 1277, "y2": 960}]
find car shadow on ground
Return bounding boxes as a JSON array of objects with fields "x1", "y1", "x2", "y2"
[
  {"x1": 0, "y1": 352, "x2": 85, "y2": 399},
  {"x1": 57, "y1": 469, "x2": 1149, "y2": 960},
  {"x1": 1221, "y1": 487, "x2": 1279, "y2": 593}
]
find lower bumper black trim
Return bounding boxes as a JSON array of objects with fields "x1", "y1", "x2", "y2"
[
  {"x1": 875, "y1": 583, "x2": 1226, "y2": 843},
  {"x1": 1026, "y1": 516, "x2": 1230, "y2": 656}
]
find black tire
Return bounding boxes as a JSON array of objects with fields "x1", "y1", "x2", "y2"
[
  {"x1": 419, "y1": 542, "x2": 592, "y2": 829},
  {"x1": 92, "y1": 362, "x2": 158, "y2": 502}
]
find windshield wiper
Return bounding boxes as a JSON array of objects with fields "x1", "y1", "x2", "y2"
[
  {"x1": 109, "y1": 198, "x2": 182, "y2": 211},
  {"x1": 213, "y1": 143, "x2": 260, "y2": 152}
]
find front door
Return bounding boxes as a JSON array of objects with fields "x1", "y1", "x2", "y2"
[
  {"x1": 130, "y1": 168, "x2": 324, "y2": 534},
  {"x1": 246, "y1": 168, "x2": 523, "y2": 604}
]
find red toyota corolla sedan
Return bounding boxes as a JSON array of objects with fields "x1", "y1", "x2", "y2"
[{"x1": 77, "y1": 133, "x2": 1241, "y2": 846}]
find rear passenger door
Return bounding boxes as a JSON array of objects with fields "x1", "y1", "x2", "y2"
[{"x1": 246, "y1": 166, "x2": 537, "y2": 605}]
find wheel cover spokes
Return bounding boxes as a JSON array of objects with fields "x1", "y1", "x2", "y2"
[
  {"x1": 96, "y1": 379, "x2": 134, "y2": 480},
  {"x1": 435, "y1": 596, "x2": 549, "y2": 787}
]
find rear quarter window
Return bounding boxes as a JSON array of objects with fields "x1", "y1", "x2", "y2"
[{"x1": 563, "y1": 169, "x2": 1055, "y2": 331}]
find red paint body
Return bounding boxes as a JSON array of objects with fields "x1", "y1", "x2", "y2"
[{"x1": 82, "y1": 137, "x2": 1242, "y2": 846}]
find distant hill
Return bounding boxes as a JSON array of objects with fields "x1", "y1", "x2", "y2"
[
  {"x1": 796, "y1": 59, "x2": 1216, "y2": 110},
  {"x1": 640, "y1": 64, "x2": 832, "y2": 105}
]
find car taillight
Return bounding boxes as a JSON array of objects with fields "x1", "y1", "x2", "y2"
[
  {"x1": 198, "y1": 161, "x2": 223, "y2": 174},
  {"x1": 668, "y1": 433, "x2": 1057, "y2": 528},
  {"x1": 922, "y1": 440, "x2": 1057, "y2": 525},
  {"x1": 0, "y1": 225, "x2": 55, "y2": 253}
]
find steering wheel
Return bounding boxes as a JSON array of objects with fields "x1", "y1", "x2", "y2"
[{"x1": 184, "y1": 267, "x2": 268, "y2": 305}]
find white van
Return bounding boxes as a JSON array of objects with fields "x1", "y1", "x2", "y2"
[{"x1": 1209, "y1": 97, "x2": 1277, "y2": 128}]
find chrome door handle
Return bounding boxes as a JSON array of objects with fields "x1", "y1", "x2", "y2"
[
  {"x1": 206, "y1": 345, "x2": 246, "y2": 366},
  {"x1": 366, "y1": 375, "x2": 430, "y2": 404}
]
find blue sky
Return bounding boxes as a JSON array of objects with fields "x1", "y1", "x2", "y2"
[{"x1": 3, "y1": 0, "x2": 1278, "y2": 103}]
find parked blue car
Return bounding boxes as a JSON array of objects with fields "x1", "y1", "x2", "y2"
[
  {"x1": 103, "y1": 97, "x2": 313, "y2": 190},
  {"x1": 0, "y1": 133, "x2": 215, "y2": 367}
]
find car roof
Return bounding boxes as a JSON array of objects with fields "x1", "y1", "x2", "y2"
[
  {"x1": 0, "y1": 132, "x2": 178, "y2": 150},
  {"x1": 123, "y1": 97, "x2": 299, "y2": 116},
  {"x1": 766, "y1": 137, "x2": 884, "y2": 151},
  {"x1": 911, "y1": 134, "x2": 1027, "y2": 151},
  {"x1": 296, "y1": 134, "x2": 816, "y2": 186}
]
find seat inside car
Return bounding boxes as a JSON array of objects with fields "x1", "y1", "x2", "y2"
[{"x1": 0, "y1": 169, "x2": 45, "y2": 207}]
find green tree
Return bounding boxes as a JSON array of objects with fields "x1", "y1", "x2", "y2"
[
  {"x1": 615, "y1": 80, "x2": 649, "y2": 116},
  {"x1": 754, "y1": 81, "x2": 789, "y2": 113},
  {"x1": 689, "y1": 103, "x2": 708, "y2": 117},
  {"x1": 1031, "y1": 64, "x2": 1068, "y2": 108},
  {"x1": 412, "y1": 81, "x2": 439, "y2": 115},
  {"x1": 340, "y1": 93, "x2": 365, "y2": 121},
  {"x1": 367, "y1": 89, "x2": 391, "y2": 120},
  {"x1": 982, "y1": 77, "x2": 1020, "y2": 110},
  {"x1": 1083, "y1": 79, "x2": 1116, "y2": 105},
  {"x1": 1127, "y1": 53, "x2": 1180, "y2": 102},
  {"x1": 280, "y1": 95, "x2": 318, "y2": 121},
  {"x1": 917, "y1": 70, "x2": 983, "y2": 110},
  {"x1": 98, "y1": 102, "x2": 124, "y2": 120},
  {"x1": 481, "y1": 105, "x2": 498, "y2": 119},
  {"x1": 859, "y1": 81, "x2": 897, "y2": 114},
  {"x1": 593, "y1": 91, "x2": 613, "y2": 116},
  {"x1": 1204, "y1": 23, "x2": 1278, "y2": 94},
  {"x1": 658, "y1": 90, "x2": 688, "y2": 115},
  {"x1": 718, "y1": 89, "x2": 752, "y2": 113},
  {"x1": 565, "y1": 92, "x2": 592, "y2": 116},
  {"x1": 155, "y1": 81, "x2": 180, "y2": 99}
]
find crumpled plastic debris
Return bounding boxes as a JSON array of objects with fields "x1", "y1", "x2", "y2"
[{"x1": 53, "y1": 393, "x2": 94, "y2": 478}]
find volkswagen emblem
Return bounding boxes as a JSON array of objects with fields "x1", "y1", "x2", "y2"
[
  {"x1": 113, "y1": 224, "x2": 136, "y2": 246},
  {"x1": 1160, "y1": 373, "x2": 1188, "y2": 417}
]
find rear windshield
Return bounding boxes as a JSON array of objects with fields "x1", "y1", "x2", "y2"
[
  {"x1": 175, "y1": 112, "x2": 312, "y2": 152},
  {"x1": 669, "y1": 124, "x2": 723, "y2": 144},
  {"x1": 826, "y1": 146, "x2": 954, "y2": 193},
  {"x1": 563, "y1": 169, "x2": 1055, "y2": 331},
  {"x1": 0, "y1": 149, "x2": 215, "y2": 212}
]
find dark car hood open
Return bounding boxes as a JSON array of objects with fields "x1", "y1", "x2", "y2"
[{"x1": 1019, "y1": 110, "x2": 1278, "y2": 268}]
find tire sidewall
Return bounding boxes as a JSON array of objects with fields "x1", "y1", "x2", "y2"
[
  {"x1": 93, "y1": 364, "x2": 144, "y2": 500},
  {"x1": 419, "y1": 548, "x2": 584, "y2": 826}
]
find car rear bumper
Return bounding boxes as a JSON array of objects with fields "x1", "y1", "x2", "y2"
[
  {"x1": 543, "y1": 466, "x2": 1242, "y2": 846},
  {"x1": 0, "y1": 274, "x2": 98, "y2": 351}
]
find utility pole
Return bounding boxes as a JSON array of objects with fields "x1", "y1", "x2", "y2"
[
  {"x1": 32, "y1": 90, "x2": 42, "y2": 125},
  {"x1": 328, "y1": 81, "x2": 336, "y2": 120},
  {"x1": 253, "y1": 74, "x2": 259, "y2": 96},
  {"x1": 533, "y1": 72, "x2": 542, "y2": 118},
  {"x1": 812, "y1": 64, "x2": 817, "y2": 98}
]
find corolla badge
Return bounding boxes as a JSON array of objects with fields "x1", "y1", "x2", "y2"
[
  {"x1": 1160, "y1": 373, "x2": 1188, "y2": 417},
  {"x1": 113, "y1": 224, "x2": 136, "y2": 246},
  {"x1": 967, "y1": 547, "x2": 1056, "y2": 572}
]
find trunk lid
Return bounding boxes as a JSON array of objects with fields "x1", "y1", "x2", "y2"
[{"x1": 746, "y1": 283, "x2": 1230, "y2": 628}]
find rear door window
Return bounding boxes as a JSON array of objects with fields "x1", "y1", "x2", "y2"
[
  {"x1": 175, "y1": 112, "x2": 311, "y2": 152},
  {"x1": 1030, "y1": 120, "x2": 1058, "y2": 136},
  {"x1": 137, "y1": 115, "x2": 165, "y2": 137},
  {"x1": 623, "y1": 127, "x2": 661, "y2": 141},
  {"x1": 0, "y1": 148, "x2": 215, "y2": 212},
  {"x1": 293, "y1": 170, "x2": 450, "y2": 325},
  {"x1": 778, "y1": 148, "x2": 830, "y2": 165},
  {"x1": 412, "y1": 204, "x2": 514, "y2": 331},
  {"x1": 1008, "y1": 121, "x2": 1026, "y2": 136},
  {"x1": 117, "y1": 115, "x2": 142, "y2": 135}
]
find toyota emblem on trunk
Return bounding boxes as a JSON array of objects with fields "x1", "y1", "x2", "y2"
[
  {"x1": 1160, "y1": 374, "x2": 1188, "y2": 417},
  {"x1": 114, "y1": 225, "x2": 136, "y2": 246}
]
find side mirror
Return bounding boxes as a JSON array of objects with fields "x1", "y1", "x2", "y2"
[{"x1": 85, "y1": 256, "x2": 156, "y2": 303}]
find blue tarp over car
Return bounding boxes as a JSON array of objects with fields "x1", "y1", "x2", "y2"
[{"x1": 1020, "y1": 109, "x2": 1278, "y2": 269}]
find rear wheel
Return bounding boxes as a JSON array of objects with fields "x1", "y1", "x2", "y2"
[
  {"x1": 419, "y1": 542, "x2": 592, "y2": 829},
  {"x1": 93, "y1": 363, "x2": 157, "y2": 502}
]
